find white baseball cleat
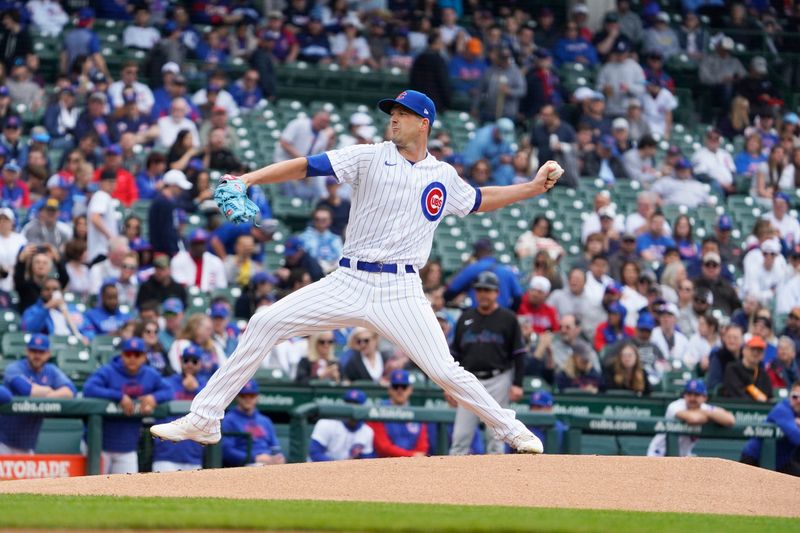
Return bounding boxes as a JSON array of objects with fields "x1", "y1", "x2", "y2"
[
  {"x1": 508, "y1": 432, "x2": 544, "y2": 454},
  {"x1": 150, "y1": 415, "x2": 221, "y2": 445}
]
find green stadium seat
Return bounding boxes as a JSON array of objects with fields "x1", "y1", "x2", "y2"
[
  {"x1": 55, "y1": 345, "x2": 97, "y2": 383},
  {"x1": 90, "y1": 335, "x2": 121, "y2": 364},
  {"x1": 1, "y1": 331, "x2": 30, "y2": 359},
  {"x1": 0, "y1": 309, "x2": 21, "y2": 335},
  {"x1": 35, "y1": 419, "x2": 84, "y2": 454}
]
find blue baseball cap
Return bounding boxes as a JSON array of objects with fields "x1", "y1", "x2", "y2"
[
  {"x1": 130, "y1": 237, "x2": 152, "y2": 252},
  {"x1": 181, "y1": 343, "x2": 204, "y2": 360},
  {"x1": 240, "y1": 379, "x2": 259, "y2": 395},
  {"x1": 27, "y1": 333, "x2": 50, "y2": 351},
  {"x1": 252, "y1": 271, "x2": 278, "y2": 285},
  {"x1": 675, "y1": 157, "x2": 692, "y2": 170},
  {"x1": 774, "y1": 191, "x2": 792, "y2": 205},
  {"x1": 607, "y1": 301, "x2": 625, "y2": 315},
  {"x1": 0, "y1": 86, "x2": 8, "y2": 97},
  {"x1": 283, "y1": 236, "x2": 304, "y2": 256},
  {"x1": 377, "y1": 90, "x2": 436, "y2": 128},
  {"x1": 105, "y1": 144, "x2": 123, "y2": 156},
  {"x1": 4, "y1": 160, "x2": 20, "y2": 173},
  {"x1": 389, "y1": 369, "x2": 410, "y2": 386},
  {"x1": 4, "y1": 115, "x2": 19, "y2": 128},
  {"x1": 604, "y1": 281, "x2": 622, "y2": 295},
  {"x1": 188, "y1": 158, "x2": 205, "y2": 172},
  {"x1": 684, "y1": 379, "x2": 707, "y2": 396},
  {"x1": 162, "y1": 297, "x2": 184, "y2": 314},
  {"x1": 209, "y1": 303, "x2": 229, "y2": 319},
  {"x1": 717, "y1": 214, "x2": 733, "y2": 231},
  {"x1": 599, "y1": 134, "x2": 616, "y2": 150},
  {"x1": 343, "y1": 388, "x2": 367, "y2": 405},
  {"x1": 636, "y1": 311, "x2": 656, "y2": 330},
  {"x1": 120, "y1": 336, "x2": 146, "y2": 353},
  {"x1": 188, "y1": 228, "x2": 210, "y2": 243},
  {"x1": 32, "y1": 131, "x2": 50, "y2": 143},
  {"x1": 530, "y1": 390, "x2": 554, "y2": 407}
]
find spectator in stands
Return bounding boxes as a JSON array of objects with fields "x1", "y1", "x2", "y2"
[
  {"x1": 677, "y1": 10, "x2": 708, "y2": 61},
  {"x1": 694, "y1": 251, "x2": 741, "y2": 316},
  {"x1": 148, "y1": 169, "x2": 192, "y2": 256},
  {"x1": 777, "y1": 254, "x2": 800, "y2": 317},
  {"x1": 109, "y1": 61, "x2": 155, "y2": 116},
  {"x1": 112, "y1": 252, "x2": 139, "y2": 308},
  {"x1": 594, "y1": 301, "x2": 634, "y2": 353},
  {"x1": 766, "y1": 337, "x2": 798, "y2": 389},
  {"x1": 478, "y1": 47, "x2": 526, "y2": 122},
  {"x1": 83, "y1": 282, "x2": 131, "y2": 338},
  {"x1": 14, "y1": 244, "x2": 66, "y2": 312},
  {"x1": 27, "y1": 0, "x2": 68, "y2": 37},
  {"x1": 721, "y1": 334, "x2": 773, "y2": 401},
  {"x1": 123, "y1": 6, "x2": 160, "y2": 50},
  {"x1": 624, "y1": 99, "x2": 649, "y2": 144},
  {"x1": 462, "y1": 118, "x2": 516, "y2": 185},
  {"x1": 168, "y1": 313, "x2": 224, "y2": 378},
  {"x1": 752, "y1": 314, "x2": 779, "y2": 364},
  {"x1": 343, "y1": 329, "x2": 388, "y2": 384},
  {"x1": 297, "y1": 16, "x2": 332, "y2": 65},
  {"x1": 678, "y1": 285, "x2": 711, "y2": 338},
  {"x1": 0, "y1": 333, "x2": 76, "y2": 454},
  {"x1": 86, "y1": 170, "x2": 118, "y2": 264},
  {"x1": 221, "y1": 379, "x2": 285, "y2": 467},
  {"x1": 618, "y1": 260, "x2": 647, "y2": 323},
  {"x1": 74, "y1": 93, "x2": 116, "y2": 148},
  {"x1": 583, "y1": 135, "x2": 629, "y2": 184},
  {"x1": 0, "y1": 10, "x2": 29, "y2": 72},
  {"x1": 651, "y1": 302, "x2": 689, "y2": 364},
  {"x1": 135, "y1": 152, "x2": 166, "y2": 201},
  {"x1": 93, "y1": 145, "x2": 138, "y2": 207},
  {"x1": 21, "y1": 275, "x2": 78, "y2": 337},
  {"x1": 309, "y1": 388, "x2": 374, "y2": 461},
  {"x1": 517, "y1": 276, "x2": 559, "y2": 334},
  {"x1": 698, "y1": 35, "x2": 745, "y2": 110},
  {"x1": 209, "y1": 302, "x2": 238, "y2": 359},
  {"x1": 134, "y1": 318, "x2": 171, "y2": 377},
  {"x1": 21, "y1": 197, "x2": 72, "y2": 250},
  {"x1": 617, "y1": 311, "x2": 668, "y2": 382},
  {"x1": 593, "y1": 12, "x2": 628, "y2": 63},
  {"x1": 449, "y1": 37, "x2": 487, "y2": 103},
  {"x1": 623, "y1": 192, "x2": 657, "y2": 237},
  {"x1": 261, "y1": 11, "x2": 298, "y2": 64},
  {"x1": 602, "y1": 341, "x2": 651, "y2": 395},
  {"x1": 330, "y1": 17, "x2": 375, "y2": 70},
  {"x1": 584, "y1": 254, "x2": 615, "y2": 310},
  {"x1": 274, "y1": 110, "x2": 334, "y2": 199},
  {"x1": 652, "y1": 159, "x2": 711, "y2": 208},
  {"x1": 553, "y1": 20, "x2": 598, "y2": 67},
  {"x1": 750, "y1": 145, "x2": 786, "y2": 206},
  {"x1": 741, "y1": 380, "x2": 800, "y2": 475},
  {"x1": 530, "y1": 105, "x2": 576, "y2": 183},
  {"x1": 278, "y1": 236, "x2": 323, "y2": 286},
  {"x1": 514, "y1": 215, "x2": 565, "y2": 262},
  {"x1": 533, "y1": 7, "x2": 559, "y2": 50},
  {"x1": 43, "y1": 87, "x2": 79, "y2": 148},
  {"x1": 444, "y1": 239, "x2": 523, "y2": 311},
  {"x1": 642, "y1": 11, "x2": 680, "y2": 60},
  {"x1": 0, "y1": 159, "x2": 29, "y2": 209},
  {"x1": 738, "y1": 56, "x2": 780, "y2": 110},
  {"x1": 0, "y1": 207, "x2": 24, "y2": 291},
  {"x1": 622, "y1": 134, "x2": 659, "y2": 186},
  {"x1": 170, "y1": 229, "x2": 227, "y2": 292},
  {"x1": 298, "y1": 206, "x2": 342, "y2": 274},
  {"x1": 368, "y1": 369, "x2": 429, "y2": 458},
  {"x1": 763, "y1": 192, "x2": 800, "y2": 249},
  {"x1": 84, "y1": 336, "x2": 172, "y2": 474},
  {"x1": 7, "y1": 61, "x2": 44, "y2": 112},
  {"x1": 228, "y1": 20, "x2": 258, "y2": 60},
  {"x1": 684, "y1": 313, "x2": 720, "y2": 374},
  {"x1": 636, "y1": 211, "x2": 675, "y2": 262},
  {"x1": 228, "y1": 69, "x2": 263, "y2": 110},
  {"x1": 555, "y1": 341, "x2": 602, "y2": 393},
  {"x1": 743, "y1": 238, "x2": 786, "y2": 305},
  {"x1": 546, "y1": 267, "x2": 593, "y2": 326},
  {"x1": 647, "y1": 379, "x2": 735, "y2": 457},
  {"x1": 154, "y1": 297, "x2": 184, "y2": 352},
  {"x1": 577, "y1": 90, "x2": 611, "y2": 140},
  {"x1": 157, "y1": 99, "x2": 200, "y2": 150},
  {"x1": 596, "y1": 39, "x2": 645, "y2": 117},
  {"x1": 136, "y1": 255, "x2": 187, "y2": 311},
  {"x1": 641, "y1": 75, "x2": 677, "y2": 140},
  {"x1": 295, "y1": 331, "x2": 340, "y2": 385},
  {"x1": 223, "y1": 233, "x2": 263, "y2": 288}
]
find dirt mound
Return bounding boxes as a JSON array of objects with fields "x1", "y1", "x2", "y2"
[{"x1": 2, "y1": 455, "x2": 798, "y2": 517}]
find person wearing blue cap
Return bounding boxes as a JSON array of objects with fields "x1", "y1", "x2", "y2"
[
  {"x1": 763, "y1": 191, "x2": 800, "y2": 248},
  {"x1": 299, "y1": 205, "x2": 343, "y2": 274},
  {"x1": 308, "y1": 389, "x2": 375, "y2": 461},
  {"x1": 170, "y1": 228, "x2": 228, "y2": 292},
  {"x1": 83, "y1": 336, "x2": 173, "y2": 474},
  {"x1": 647, "y1": 378, "x2": 734, "y2": 457},
  {"x1": 367, "y1": 370, "x2": 429, "y2": 457},
  {"x1": 741, "y1": 380, "x2": 800, "y2": 473},
  {"x1": 593, "y1": 300, "x2": 635, "y2": 353},
  {"x1": 234, "y1": 270, "x2": 278, "y2": 319},
  {"x1": 210, "y1": 302, "x2": 239, "y2": 358},
  {"x1": 0, "y1": 333, "x2": 77, "y2": 454},
  {"x1": 0, "y1": 158, "x2": 29, "y2": 210},
  {"x1": 527, "y1": 390, "x2": 567, "y2": 453},
  {"x1": 210, "y1": 220, "x2": 273, "y2": 264},
  {"x1": 281, "y1": 235, "x2": 324, "y2": 283},
  {"x1": 221, "y1": 379, "x2": 285, "y2": 467},
  {"x1": 152, "y1": 83, "x2": 564, "y2": 456}
]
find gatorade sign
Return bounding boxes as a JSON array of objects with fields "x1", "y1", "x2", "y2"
[{"x1": 0, "y1": 455, "x2": 86, "y2": 479}]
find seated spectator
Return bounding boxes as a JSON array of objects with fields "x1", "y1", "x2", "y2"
[
  {"x1": 547, "y1": 268, "x2": 593, "y2": 325},
  {"x1": 135, "y1": 152, "x2": 167, "y2": 201},
  {"x1": 343, "y1": 329, "x2": 387, "y2": 384},
  {"x1": 228, "y1": 69, "x2": 264, "y2": 110},
  {"x1": 699, "y1": 35, "x2": 745, "y2": 109},
  {"x1": 13, "y1": 245, "x2": 67, "y2": 313},
  {"x1": 279, "y1": 237, "x2": 323, "y2": 285},
  {"x1": 651, "y1": 302, "x2": 689, "y2": 363},
  {"x1": 88, "y1": 236, "x2": 129, "y2": 295},
  {"x1": 28, "y1": 0, "x2": 69, "y2": 37},
  {"x1": 624, "y1": 99, "x2": 650, "y2": 143},
  {"x1": 478, "y1": 47, "x2": 526, "y2": 123},
  {"x1": 157, "y1": 99, "x2": 200, "y2": 150},
  {"x1": 0, "y1": 159, "x2": 29, "y2": 209},
  {"x1": 449, "y1": 37, "x2": 487, "y2": 101},
  {"x1": 517, "y1": 276, "x2": 559, "y2": 333},
  {"x1": 719, "y1": 96, "x2": 751, "y2": 141},
  {"x1": 766, "y1": 336, "x2": 798, "y2": 389},
  {"x1": 134, "y1": 318, "x2": 171, "y2": 377},
  {"x1": 763, "y1": 192, "x2": 800, "y2": 249},
  {"x1": 553, "y1": 21, "x2": 599, "y2": 67},
  {"x1": 677, "y1": 10, "x2": 708, "y2": 60},
  {"x1": 530, "y1": 250, "x2": 564, "y2": 293},
  {"x1": 0, "y1": 207, "x2": 24, "y2": 290},
  {"x1": 671, "y1": 215, "x2": 700, "y2": 262},
  {"x1": 93, "y1": 144, "x2": 138, "y2": 207},
  {"x1": 751, "y1": 146, "x2": 786, "y2": 206},
  {"x1": 622, "y1": 135, "x2": 660, "y2": 186},
  {"x1": 167, "y1": 313, "x2": 225, "y2": 377},
  {"x1": 693, "y1": 251, "x2": 738, "y2": 318},
  {"x1": 74, "y1": 93, "x2": 117, "y2": 148},
  {"x1": 642, "y1": 11, "x2": 680, "y2": 59},
  {"x1": 1, "y1": 116, "x2": 29, "y2": 165},
  {"x1": 122, "y1": 6, "x2": 160, "y2": 50},
  {"x1": 647, "y1": 379, "x2": 735, "y2": 457},
  {"x1": 462, "y1": 119, "x2": 516, "y2": 186},
  {"x1": 684, "y1": 312, "x2": 720, "y2": 374},
  {"x1": 7, "y1": 61, "x2": 44, "y2": 112},
  {"x1": 296, "y1": 331, "x2": 340, "y2": 385},
  {"x1": 330, "y1": 18, "x2": 375, "y2": 70},
  {"x1": 594, "y1": 301, "x2": 634, "y2": 353},
  {"x1": 209, "y1": 302, "x2": 238, "y2": 359},
  {"x1": 43, "y1": 87, "x2": 79, "y2": 147},
  {"x1": 636, "y1": 211, "x2": 676, "y2": 262},
  {"x1": 297, "y1": 16, "x2": 333, "y2": 65},
  {"x1": 136, "y1": 254, "x2": 188, "y2": 310},
  {"x1": 721, "y1": 335, "x2": 773, "y2": 401},
  {"x1": 83, "y1": 337, "x2": 172, "y2": 474},
  {"x1": 602, "y1": 341, "x2": 651, "y2": 395},
  {"x1": 222, "y1": 380, "x2": 285, "y2": 467},
  {"x1": 583, "y1": 135, "x2": 629, "y2": 184},
  {"x1": 625, "y1": 191, "x2": 661, "y2": 236},
  {"x1": 0, "y1": 334, "x2": 76, "y2": 454},
  {"x1": 195, "y1": 27, "x2": 229, "y2": 67},
  {"x1": 597, "y1": 39, "x2": 645, "y2": 117},
  {"x1": 170, "y1": 229, "x2": 227, "y2": 292},
  {"x1": 223, "y1": 234, "x2": 264, "y2": 288},
  {"x1": 741, "y1": 380, "x2": 800, "y2": 474},
  {"x1": 157, "y1": 297, "x2": 184, "y2": 352},
  {"x1": 83, "y1": 282, "x2": 131, "y2": 338},
  {"x1": 444, "y1": 240, "x2": 523, "y2": 311},
  {"x1": 734, "y1": 131, "x2": 767, "y2": 183},
  {"x1": 691, "y1": 127, "x2": 736, "y2": 195},
  {"x1": 368, "y1": 370, "x2": 429, "y2": 457},
  {"x1": 530, "y1": 105, "x2": 576, "y2": 185},
  {"x1": 151, "y1": 345, "x2": 206, "y2": 472},
  {"x1": 743, "y1": 238, "x2": 786, "y2": 306},
  {"x1": 113, "y1": 252, "x2": 139, "y2": 308},
  {"x1": 584, "y1": 253, "x2": 614, "y2": 310},
  {"x1": 653, "y1": 159, "x2": 711, "y2": 209},
  {"x1": 309, "y1": 388, "x2": 375, "y2": 461},
  {"x1": 299, "y1": 206, "x2": 343, "y2": 274},
  {"x1": 514, "y1": 215, "x2": 565, "y2": 262},
  {"x1": 617, "y1": 311, "x2": 669, "y2": 385},
  {"x1": 618, "y1": 260, "x2": 647, "y2": 323},
  {"x1": 555, "y1": 341, "x2": 602, "y2": 393}
]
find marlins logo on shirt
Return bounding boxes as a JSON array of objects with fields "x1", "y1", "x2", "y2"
[{"x1": 420, "y1": 182, "x2": 446, "y2": 221}]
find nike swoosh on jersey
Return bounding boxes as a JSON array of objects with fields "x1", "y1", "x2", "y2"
[{"x1": 384, "y1": 161, "x2": 397, "y2": 166}]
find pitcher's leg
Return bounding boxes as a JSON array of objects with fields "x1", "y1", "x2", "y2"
[
  {"x1": 189, "y1": 272, "x2": 366, "y2": 431},
  {"x1": 369, "y1": 290, "x2": 526, "y2": 443}
]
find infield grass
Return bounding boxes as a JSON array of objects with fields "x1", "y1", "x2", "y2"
[{"x1": 0, "y1": 494, "x2": 797, "y2": 532}]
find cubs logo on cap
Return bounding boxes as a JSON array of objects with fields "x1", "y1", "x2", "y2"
[
  {"x1": 343, "y1": 389, "x2": 367, "y2": 405},
  {"x1": 27, "y1": 333, "x2": 50, "y2": 350},
  {"x1": 683, "y1": 379, "x2": 707, "y2": 396},
  {"x1": 420, "y1": 181, "x2": 446, "y2": 222},
  {"x1": 377, "y1": 89, "x2": 436, "y2": 126},
  {"x1": 120, "y1": 337, "x2": 146, "y2": 353}
]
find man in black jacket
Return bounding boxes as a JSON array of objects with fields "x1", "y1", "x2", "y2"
[
  {"x1": 409, "y1": 30, "x2": 451, "y2": 112},
  {"x1": 135, "y1": 254, "x2": 187, "y2": 310},
  {"x1": 449, "y1": 271, "x2": 526, "y2": 455},
  {"x1": 721, "y1": 334, "x2": 773, "y2": 402}
]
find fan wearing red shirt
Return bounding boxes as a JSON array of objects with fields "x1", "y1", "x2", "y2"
[
  {"x1": 92, "y1": 144, "x2": 138, "y2": 206},
  {"x1": 367, "y1": 370, "x2": 429, "y2": 458},
  {"x1": 517, "y1": 276, "x2": 560, "y2": 333}
]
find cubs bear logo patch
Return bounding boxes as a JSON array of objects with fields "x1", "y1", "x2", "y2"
[{"x1": 421, "y1": 182, "x2": 446, "y2": 221}]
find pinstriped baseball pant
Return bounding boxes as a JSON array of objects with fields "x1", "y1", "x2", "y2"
[{"x1": 187, "y1": 266, "x2": 528, "y2": 442}]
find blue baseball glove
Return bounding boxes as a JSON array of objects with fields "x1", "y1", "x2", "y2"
[{"x1": 214, "y1": 174, "x2": 260, "y2": 224}]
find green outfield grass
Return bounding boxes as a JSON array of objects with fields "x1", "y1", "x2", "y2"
[{"x1": 0, "y1": 494, "x2": 797, "y2": 532}]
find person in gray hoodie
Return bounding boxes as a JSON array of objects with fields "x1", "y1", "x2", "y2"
[{"x1": 596, "y1": 40, "x2": 645, "y2": 117}]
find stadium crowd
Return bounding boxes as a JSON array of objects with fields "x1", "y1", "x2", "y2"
[{"x1": 0, "y1": 0, "x2": 799, "y2": 475}]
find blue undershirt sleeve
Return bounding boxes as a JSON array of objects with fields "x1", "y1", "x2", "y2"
[
  {"x1": 306, "y1": 154, "x2": 334, "y2": 177},
  {"x1": 470, "y1": 187, "x2": 482, "y2": 213}
]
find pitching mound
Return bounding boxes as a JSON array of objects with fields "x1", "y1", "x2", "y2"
[{"x1": 2, "y1": 455, "x2": 798, "y2": 517}]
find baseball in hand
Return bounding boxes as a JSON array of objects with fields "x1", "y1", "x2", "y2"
[{"x1": 545, "y1": 162, "x2": 564, "y2": 189}]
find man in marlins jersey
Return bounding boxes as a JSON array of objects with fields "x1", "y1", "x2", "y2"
[{"x1": 152, "y1": 89, "x2": 563, "y2": 454}]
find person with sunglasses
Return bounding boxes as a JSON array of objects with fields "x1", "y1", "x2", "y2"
[
  {"x1": 741, "y1": 380, "x2": 800, "y2": 475},
  {"x1": 367, "y1": 369, "x2": 428, "y2": 458},
  {"x1": 152, "y1": 345, "x2": 207, "y2": 472},
  {"x1": 134, "y1": 319, "x2": 171, "y2": 377},
  {"x1": 295, "y1": 332, "x2": 340, "y2": 385},
  {"x1": 692, "y1": 251, "x2": 741, "y2": 316},
  {"x1": 83, "y1": 336, "x2": 173, "y2": 474},
  {"x1": 342, "y1": 328, "x2": 386, "y2": 384},
  {"x1": 743, "y1": 238, "x2": 788, "y2": 306}
]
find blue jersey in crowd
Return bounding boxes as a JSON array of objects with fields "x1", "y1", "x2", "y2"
[
  {"x1": 221, "y1": 406, "x2": 282, "y2": 466},
  {"x1": 741, "y1": 398, "x2": 800, "y2": 471},
  {"x1": 444, "y1": 256, "x2": 523, "y2": 310},
  {"x1": 635, "y1": 233, "x2": 676, "y2": 260},
  {"x1": 83, "y1": 305, "x2": 132, "y2": 337},
  {"x1": 152, "y1": 373, "x2": 207, "y2": 466},
  {"x1": 83, "y1": 357, "x2": 173, "y2": 452},
  {"x1": 0, "y1": 359, "x2": 76, "y2": 450}
]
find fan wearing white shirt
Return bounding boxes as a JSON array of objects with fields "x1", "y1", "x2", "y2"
[
  {"x1": 157, "y1": 98, "x2": 200, "y2": 149},
  {"x1": 170, "y1": 229, "x2": 228, "y2": 292},
  {"x1": 122, "y1": 7, "x2": 161, "y2": 50},
  {"x1": 650, "y1": 303, "x2": 689, "y2": 363},
  {"x1": 690, "y1": 128, "x2": 736, "y2": 194},
  {"x1": 0, "y1": 207, "x2": 25, "y2": 292},
  {"x1": 743, "y1": 238, "x2": 788, "y2": 305},
  {"x1": 762, "y1": 192, "x2": 800, "y2": 249}
]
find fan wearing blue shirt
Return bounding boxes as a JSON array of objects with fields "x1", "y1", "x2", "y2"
[
  {"x1": 83, "y1": 337, "x2": 173, "y2": 474},
  {"x1": 0, "y1": 334, "x2": 76, "y2": 454},
  {"x1": 221, "y1": 380, "x2": 285, "y2": 467},
  {"x1": 635, "y1": 212, "x2": 676, "y2": 262},
  {"x1": 444, "y1": 238, "x2": 524, "y2": 310},
  {"x1": 82, "y1": 282, "x2": 132, "y2": 338}
]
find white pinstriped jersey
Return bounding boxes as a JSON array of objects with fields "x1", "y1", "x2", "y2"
[{"x1": 326, "y1": 141, "x2": 478, "y2": 269}]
